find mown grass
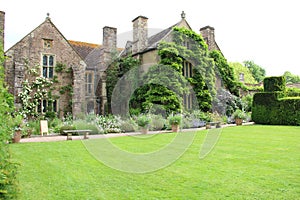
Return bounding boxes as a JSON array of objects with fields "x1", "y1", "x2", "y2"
[{"x1": 10, "y1": 125, "x2": 300, "y2": 199}]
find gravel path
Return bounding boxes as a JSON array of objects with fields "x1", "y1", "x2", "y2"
[{"x1": 19, "y1": 123, "x2": 253, "y2": 143}]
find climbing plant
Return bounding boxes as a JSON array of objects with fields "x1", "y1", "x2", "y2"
[
  {"x1": 210, "y1": 51, "x2": 241, "y2": 96},
  {"x1": 129, "y1": 27, "x2": 216, "y2": 114},
  {"x1": 18, "y1": 61, "x2": 72, "y2": 119},
  {"x1": 0, "y1": 43, "x2": 18, "y2": 199},
  {"x1": 106, "y1": 55, "x2": 140, "y2": 113}
]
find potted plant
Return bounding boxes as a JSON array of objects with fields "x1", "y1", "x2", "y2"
[
  {"x1": 137, "y1": 114, "x2": 151, "y2": 134},
  {"x1": 232, "y1": 109, "x2": 246, "y2": 126},
  {"x1": 12, "y1": 114, "x2": 24, "y2": 143},
  {"x1": 168, "y1": 114, "x2": 182, "y2": 132}
]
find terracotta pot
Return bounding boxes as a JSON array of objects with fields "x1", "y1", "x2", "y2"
[
  {"x1": 140, "y1": 127, "x2": 148, "y2": 134},
  {"x1": 171, "y1": 124, "x2": 180, "y2": 132},
  {"x1": 235, "y1": 118, "x2": 243, "y2": 126},
  {"x1": 13, "y1": 130, "x2": 22, "y2": 143}
]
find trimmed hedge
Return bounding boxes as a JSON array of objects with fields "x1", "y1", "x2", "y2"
[
  {"x1": 263, "y1": 76, "x2": 286, "y2": 92},
  {"x1": 252, "y1": 76, "x2": 300, "y2": 125},
  {"x1": 252, "y1": 93, "x2": 300, "y2": 125}
]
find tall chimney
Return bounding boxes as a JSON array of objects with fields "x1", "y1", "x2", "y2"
[
  {"x1": 200, "y1": 26, "x2": 215, "y2": 51},
  {"x1": 103, "y1": 26, "x2": 117, "y2": 52},
  {"x1": 0, "y1": 11, "x2": 5, "y2": 50},
  {"x1": 132, "y1": 16, "x2": 148, "y2": 54}
]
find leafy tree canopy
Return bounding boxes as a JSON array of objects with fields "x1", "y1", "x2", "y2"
[
  {"x1": 243, "y1": 60, "x2": 266, "y2": 83},
  {"x1": 283, "y1": 71, "x2": 300, "y2": 84}
]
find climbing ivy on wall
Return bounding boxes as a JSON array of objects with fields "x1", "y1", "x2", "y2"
[
  {"x1": 129, "y1": 27, "x2": 216, "y2": 114},
  {"x1": 210, "y1": 51, "x2": 240, "y2": 96},
  {"x1": 106, "y1": 55, "x2": 140, "y2": 113},
  {"x1": 18, "y1": 61, "x2": 72, "y2": 119}
]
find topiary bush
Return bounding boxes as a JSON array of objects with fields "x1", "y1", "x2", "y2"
[
  {"x1": 252, "y1": 76, "x2": 300, "y2": 125},
  {"x1": 263, "y1": 76, "x2": 286, "y2": 92}
]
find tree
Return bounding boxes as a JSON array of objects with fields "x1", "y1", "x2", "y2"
[
  {"x1": 283, "y1": 71, "x2": 300, "y2": 84},
  {"x1": 0, "y1": 43, "x2": 18, "y2": 199},
  {"x1": 243, "y1": 60, "x2": 266, "y2": 83}
]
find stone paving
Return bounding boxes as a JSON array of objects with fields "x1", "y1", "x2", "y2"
[{"x1": 20, "y1": 123, "x2": 253, "y2": 143}]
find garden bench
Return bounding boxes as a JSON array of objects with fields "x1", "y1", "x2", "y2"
[{"x1": 63, "y1": 130, "x2": 91, "y2": 140}]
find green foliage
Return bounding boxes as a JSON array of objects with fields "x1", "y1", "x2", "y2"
[
  {"x1": 232, "y1": 109, "x2": 247, "y2": 120},
  {"x1": 54, "y1": 62, "x2": 66, "y2": 73},
  {"x1": 263, "y1": 76, "x2": 286, "y2": 92},
  {"x1": 60, "y1": 125, "x2": 76, "y2": 135},
  {"x1": 210, "y1": 51, "x2": 240, "y2": 96},
  {"x1": 106, "y1": 55, "x2": 140, "y2": 113},
  {"x1": 243, "y1": 60, "x2": 266, "y2": 83},
  {"x1": 0, "y1": 43, "x2": 18, "y2": 199},
  {"x1": 229, "y1": 62, "x2": 257, "y2": 84},
  {"x1": 11, "y1": 126, "x2": 300, "y2": 199},
  {"x1": 149, "y1": 114, "x2": 166, "y2": 131},
  {"x1": 72, "y1": 120, "x2": 99, "y2": 135},
  {"x1": 168, "y1": 114, "x2": 182, "y2": 125},
  {"x1": 252, "y1": 78, "x2": 300, "y2": 125},
  {"x1": 136, "y1": 114, "x2": 151, "y2": 128},
  {"x1": 283, "y1": 71, "x2": 300, "y2": 84}
]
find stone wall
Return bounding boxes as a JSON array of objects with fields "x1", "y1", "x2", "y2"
[{"x1": 4, "y1": 17, "x2": 86, "y2": 117}]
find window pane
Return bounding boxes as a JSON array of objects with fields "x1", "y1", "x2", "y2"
[
  {"x1": 53, "y1": 100, "x2": 57, "y2": 112},
  {"x1": 49, "y1": 56, "x2": 54, "y2": 66},
  {"x1": 37, "y1": 100, "x2": 41, "y2": 113},
  {"x1": 43, "y1": 67, "x2": 48, "y2": 78},
  {"x1": 42, "y1": 100, "x2": 47, "y2": 113},
  {"x1": 88, "y1": 74, "x2": 92, "y2": 83},
  {"x1": 49, "y1": 67, "x2": 53, "y2": 78},
  {"x1": 43, "y1": 55, "x2": 48, "y2": 66}
]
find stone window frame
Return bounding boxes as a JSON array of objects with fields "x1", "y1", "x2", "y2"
[
  {"x1": 41, "y1": 54, "x2": 55, "y2": 78},
  {"x1": 182, "y1": 60, "x2": 193, "y2": 78},
  {"x1": 37, "y1": 99, "x2": 58, "y2": 113},
  {"x1": 85, "y1": 71, "x2": 94, "y2": 96},
  {"x1": 183, "y1": 93, "x2": 193, "y2": 110}
]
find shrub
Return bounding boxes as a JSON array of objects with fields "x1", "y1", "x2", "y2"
[
  {"x1": 252, "y1": 77, "x2": 300, "y2": 125},
  {"x1": 136, "y1": 115, "x2": 151, "y2": 128},
  {"x1": 119, "y1": 118, "x2": 138, "y2": 132},
  {"x1": 149, "y1": 114, "x2": 166, "y2": 131},
  {"x1": 73, "y1": 120, "x2": 99, "y2": 135},
  {"x1": 263, "y1": 76, "x2": 286, "y2": 92},
  {"x1": 60, "y1": 125, "x2": 76, "y2": 135},
  {"x1": 168, "y1": 114, "x2": 182, "y2": 125},
  {"x1": 95, "y1": 115, "x2": 121, "y2": 134}
]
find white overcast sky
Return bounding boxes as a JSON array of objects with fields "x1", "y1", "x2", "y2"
[{"x1": 1, "y1": 0, "x2": 300, "y2": 76}]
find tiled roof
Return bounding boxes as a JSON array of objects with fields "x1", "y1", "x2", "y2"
[
  {"x1": 146, "y1": 24, "x2": 175, "y2": 50},
  {"x1": 68, "y1": 40, "x2": 101, "y2": 60}
]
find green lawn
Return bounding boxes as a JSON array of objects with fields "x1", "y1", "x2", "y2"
[{"x1": 10, "y1": 125, "x2": 300, "y2": 199}]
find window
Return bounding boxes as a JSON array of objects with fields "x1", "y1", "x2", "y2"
[
  {"x1": 37, "y1": 99, "x2": 58, "y2": 113},
  {"x1": 182, "y1": 61, "x2": 193, "y2": 78},
  {"x1": 42, "y1": 54, "x2": 54, "y2": 78},
  {"x1": 85, "y1": 72, "x2": 94, "y2": 95},
  {"x1": 183, "y1": 93, "x2": 193, "y2": 110},
  {"x1": 183, "y1": 41, "x2": 190, "y2": 49},
  {"x1": 239, "y1": 73, "x2": 244, "y2": 82},
  {"x1": 43, "y1": 39, "x2": 53, "y2": 49}
]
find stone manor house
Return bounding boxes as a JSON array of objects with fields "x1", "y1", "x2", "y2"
[{"x1": 0, "y1": 11, "x2": 221, "y2": 117}]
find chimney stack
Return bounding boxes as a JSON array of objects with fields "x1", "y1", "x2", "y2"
[
  {"x1": 0, "y1": 11, "x2": 5, "y2": 50},
  {"x1": 200, "y1": 26, "x2": 215, "y2": 51},
  {"x1": 132, "y1": 16, "x2": 148, "y2": 54},
  {"x1": 103, "y1": 26, "x2": 117, "y2": 52}
]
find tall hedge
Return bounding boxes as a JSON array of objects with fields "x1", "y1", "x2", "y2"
[
  {"x1": 252, "y1": 76, "x2": 300, "y2": 125},
  {"x1": 263, "y1": 76, "x2": 286, "y2": 92}
]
